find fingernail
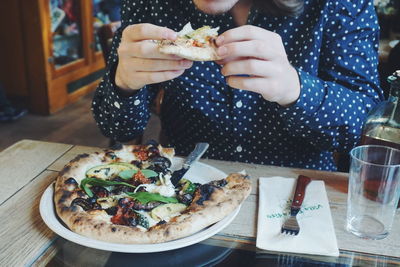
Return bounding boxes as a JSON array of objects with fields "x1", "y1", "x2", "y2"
[
  {"x1": 216, "y1": 36, "x2": 224, "y2": 46},
  {"x1": 181, "y1": 60, "x2": 192, "y2": 67},
  {"x1": 217, "y1": 46, "x2": 228, "y2": 56},
  {"x1": 167, "y1": 32, "x2": 177, "y2": 40}
]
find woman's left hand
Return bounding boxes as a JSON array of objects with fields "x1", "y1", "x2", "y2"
[{"x1": 215, "y1": 25, "x2": 300, "y2": 107}]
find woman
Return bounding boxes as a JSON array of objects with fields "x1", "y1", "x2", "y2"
[{"x1": 93, "y1": 0, "x2": 383, "y2": 170}]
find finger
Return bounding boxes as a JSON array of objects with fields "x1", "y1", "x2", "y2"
[
  {"x1": 135, "y1": 69, "x2": 185, "y2": 85},
  {"x1": 130, "y1": 58, "x2": 193, "y2": 71},
  {"x1": 216, "y1": 25, "x2": 280, "y2": 45},
  {"x1": 118, "y1": 41, "x2": 183, "y2": 60},
  {"x1": 215, "y1": 56, "x2": 246, "y2": 65},
  {"x1": 226, "y1": 76, "x2": 266, "y2": 96},
  {"x1": 217, "y1": 40, "x2": 281, "y2": 60},
  {"x1": 122, "y1": 23, "x2": 177, "y2": 42},
  {"x1": 221, "y1": 59, "x2": 275, "y2": 77}
]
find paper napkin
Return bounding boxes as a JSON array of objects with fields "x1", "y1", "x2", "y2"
[{"x1": 256, "y1": 177, "x2": 339, "y2": 257}]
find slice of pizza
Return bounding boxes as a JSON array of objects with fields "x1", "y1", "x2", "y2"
[
  {"x1": 54, "y1": 142, "x2": 251, "y2": 244},
  {"x1": 159, "y1": 22, "x2": 221, "y2": 61}
]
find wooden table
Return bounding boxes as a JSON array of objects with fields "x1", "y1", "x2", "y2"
[{"x1": 0, "y1": 140, "x2": 399, "y2": 266}]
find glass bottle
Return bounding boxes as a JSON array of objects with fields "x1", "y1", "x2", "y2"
[
  {"x1": 360, "y1": 70, "x2": 400, "y2": 150},
  {"x1": 360, "y1": 70, "x2": 400, "y2": 208}
]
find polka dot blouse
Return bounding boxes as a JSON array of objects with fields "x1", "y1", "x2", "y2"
[{"x1": 92, "y1": 0, "x2": 384, "y2": 171}]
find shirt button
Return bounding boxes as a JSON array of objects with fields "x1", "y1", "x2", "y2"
[
  {"x1": 236, "y1": 145, "x2": 243, "y2": 152},
  {"x1": 236, "y1": 100, "x2": 243, "y2": 108}
]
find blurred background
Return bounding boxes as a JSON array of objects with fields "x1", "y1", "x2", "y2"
[{"x1": 0, "y1": 0, "x2": 399, "y2": 152}]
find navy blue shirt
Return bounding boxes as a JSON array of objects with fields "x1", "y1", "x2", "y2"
[{"x1": 92, "y1": 0, "x2": 383, "y2": 171}]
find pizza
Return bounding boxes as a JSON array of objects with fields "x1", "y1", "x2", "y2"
[
  {"x1": 54, "y1": 141, "x2": 251, "y2": 244},
  {"x1": 159, "y1": 22, "x2": 221, "y2": 61}
]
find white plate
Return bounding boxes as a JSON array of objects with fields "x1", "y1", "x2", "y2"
[{"x1": 40, "y1": 159, "x2": 240, "y2": 253}]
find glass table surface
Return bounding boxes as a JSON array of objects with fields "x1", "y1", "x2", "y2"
[{"x1": 36, "y1": 234, "x2": 400, "y2": 267}]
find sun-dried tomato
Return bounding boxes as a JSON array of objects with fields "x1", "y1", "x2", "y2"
[
  {"x1": 111, "y1": 206, "x2": 125, "y2": 225},
  {"x1": 134, "y1": 150, "x2": 149, "y2": 161},
  {"x1": 133, "y1": 170, "x2": 151, "y2": 184},
  {"x1": 192, "y1": 40, "x2": 205, "y2": 47}
]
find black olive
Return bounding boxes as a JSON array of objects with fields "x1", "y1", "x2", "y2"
[
  {"x1": 105, "y1": 206, "x2": 118, "y2": 215},
  {"x1": 65, "y1": 177, "x2": 78, "y2": 186},
  {"x1": 105, "y1": 151, "x2": 117, "y2": 159},
  {"x1": 178, "y1": 193, "x2": 193, "y2": 205},
  {"x1": 130, "y1": 160, "x2": 142, "y2": 168},
  {"x1": 145, "y1": 139, "x2": 159, "y2": 147},
  {"x1": 148, "y1": 146, "x2": 160, "y2": 157},
  {"x1": 150, "y1": 156, "x2": 171, "y2": 170},
  {"x1": 132, "y1": 200, "x2": 163, "y2": 211},
  {"x1": 118, "y1": 197, "x2": 132, "y2": 207},
  {"x1": 91, "y1": 186, "x2": 110, "y2": 198},
  {"x1": 210, "y1": 179, "x2": 227, "y2": 187},
  {"x1": 87, "y1": 197, "x2": 97, "y2": 204},
  {"x1": 126, "y1": 217, "x2": 137, "y2": 226},
  {"x1": 92, "y1": 203, "x2": 102, "y2": 210},
  {"x1": 71, "y1": 198, "x2": 92, "y2": 211},
  {"x1": 157, "y1": 220, "x2": 167, "y2": 226},
  {"x1": 112, "y1": 185, "x2": 135, "y2": 195}
]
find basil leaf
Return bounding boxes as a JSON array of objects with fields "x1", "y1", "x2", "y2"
[
  {"x1": 125, "y1": 192, "x2": 178, "y2": 204},
  {"x1": 119, "y1": 169, "x2": 137, "y2": 180},
  {"x1": 80, "y1": 178, "x2": 136, "y2": 197},
  {"x1": 141, "y1": 169, "x2": 158, "y2": 178},
  {"x1": 118, "y1": 169, "x2": 159, "y2": 180}
]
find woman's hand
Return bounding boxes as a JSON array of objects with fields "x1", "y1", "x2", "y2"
[
  {"x1": 115, "y1": 23, "x2": 193, "y2": 91},
  {"x1": 215, "y1": 25, "x2": 300, "y2": 107}
]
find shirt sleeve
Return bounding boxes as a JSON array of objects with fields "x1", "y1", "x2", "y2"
[
  {"x1": 278, "y1": 0, "x2": 384, "y2": 153},
  {"x1": 92, "y1": 0, "x2": 158, "y2": 142}
]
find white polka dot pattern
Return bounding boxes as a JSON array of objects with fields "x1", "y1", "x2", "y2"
[{"x1": 92, "y1": 0, "x2": 384, "y2": 171}]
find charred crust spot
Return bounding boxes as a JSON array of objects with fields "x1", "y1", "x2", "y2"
[
  {"x1": 196, "y1": 184, "x2": 216, "y2": 205},
  {"x1": 164, "y1": 229, "x2": 170, "y2": 237},
  {"x1": 70, "y1": 153, "x2": 90, "y2": 163},
  {"x1": 111, "y1": 227, "x2": 117, "y2": 232},
  {"x1": 74, "y1": 217, "x2": 82, "y2": 224},
  {"x1": 58, "y1": 165, "x2": 71, "y2": 176},
  {"x1": 58, "y1": 191, "x2": 72, "y2": 204},
  {"x1": 61, "y1": 206, "x2": 70, "y2": 212},
  {"x1": 105, "y1": 151, "x2": 117, "y2": 159}
]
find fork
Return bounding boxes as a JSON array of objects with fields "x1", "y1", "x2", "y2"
[{"x1": 281, "y1": 175, "x2": 312, "y2": 235}]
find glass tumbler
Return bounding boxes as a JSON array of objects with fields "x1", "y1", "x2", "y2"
[{"x1": 346, "y1": 145, "x2": 400, "y2": 239}]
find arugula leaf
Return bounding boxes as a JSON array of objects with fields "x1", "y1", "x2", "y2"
[
  {"x1": 125, "y1": 192, "x2": 178, "y2": 204},
  {"x1": 80, "y1": 178, "x2": 136, "y2": 197},
  {"x1": 118, "y1": 169, "x2": 158, "y2": 180}
]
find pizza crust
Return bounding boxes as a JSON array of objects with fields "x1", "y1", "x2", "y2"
[
  {"x1": 54, "y1": 145, "x2": 252, "y2": 244},
  {"x1": 159, "y1": 42, "x2": 220, "y2": 61}
]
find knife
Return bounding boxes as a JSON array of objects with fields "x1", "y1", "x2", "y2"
[{"x1": 170, "y1": 142, "x2": 209, "y2": 186}]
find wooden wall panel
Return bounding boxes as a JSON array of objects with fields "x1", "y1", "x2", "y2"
[{"x1": 0, "y1": 0, "x2": 29, "y2": 98}]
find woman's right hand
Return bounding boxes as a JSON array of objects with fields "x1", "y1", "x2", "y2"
[{"x1": 115, "y1": 23, "x2": 193, "y2": 91}]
